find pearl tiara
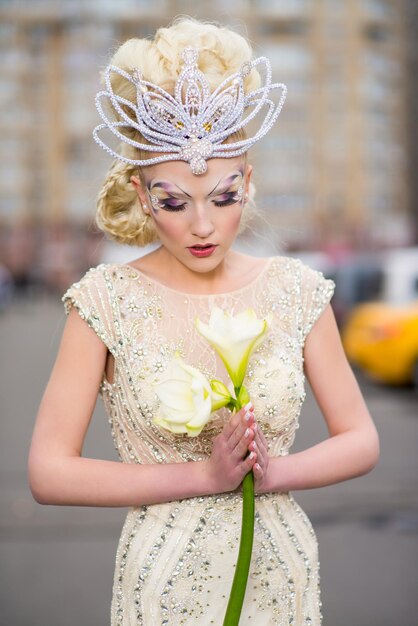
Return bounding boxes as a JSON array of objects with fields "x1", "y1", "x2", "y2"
[{"x1": 93, "y1": 47, "x2": 287, "y2": 175}]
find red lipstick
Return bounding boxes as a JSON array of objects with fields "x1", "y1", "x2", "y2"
[{"x1": 188, "y1": 244, "x2": 218, "y2": 258}]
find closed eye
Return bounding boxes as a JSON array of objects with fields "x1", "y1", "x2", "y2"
[
  {"x1": 157, "y1": 199, "x2": 187, "y2": 212},
  {"x1": 213, "y1": 198, "x2": 239, "y2": 207},
  {"x1": 158, "y1": 194, "x2": 241, "y2": 212}
]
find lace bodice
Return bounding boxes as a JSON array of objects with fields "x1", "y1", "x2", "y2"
[{"x1": 62, "y1": 255, "x2": 334, "y2": 466}]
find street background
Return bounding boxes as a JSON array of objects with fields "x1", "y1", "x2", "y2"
[
  {"x1": 1, "y1": 0, "x2": 418, "y2": 625},
  {"x1": 1, "y1": 294, "x2": 417, "y2": 625}
]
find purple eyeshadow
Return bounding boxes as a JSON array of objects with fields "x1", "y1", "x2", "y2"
[
  {"x1": 164, "y1": 198, "x2": 185, "y2": 207},
  {"x1": 147, "y1": 171, "x2": 244, "y2": 211},
  {"x1": 217, "y1": 192, "x2": 234, "y2": 201}
]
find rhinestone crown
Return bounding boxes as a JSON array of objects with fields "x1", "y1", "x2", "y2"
[{"x1": 93, "y1": 47, "x2": 287, "y2": 175}]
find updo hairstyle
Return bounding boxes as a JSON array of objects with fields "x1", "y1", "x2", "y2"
[{"x1": 95, "y1": 17, "x2": 261, "y2": 247}]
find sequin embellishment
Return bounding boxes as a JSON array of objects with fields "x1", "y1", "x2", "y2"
[{"x1": 61, "y1": 256, "x2": 334, "y2": 625}]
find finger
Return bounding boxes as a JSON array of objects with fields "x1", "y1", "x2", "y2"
[
  {"x1": 255, "y1": 435, "x2": 268, "y2": 465},
  {"x1": 227, "y1": 408, "x2": 254, "y2": 451},
  {"x1": 257, "y1": 426, "x2": 268, "y2": 450},
  {"x1": 253, "y1": 462, "x2": 263, "y2": 488},
  {"x1": 225, "y1": 403, "x2": 253, "y2": 436},
  {"x1": 228, "y1": 421, "x2": 249, "y2": 455},
  {"x1": 243, "y1": 450, "x2": 257, "y2": 473},
  {"x1": 250, "y1": 437, "x2": 267, "y2": 473},
  {"x1": 253, "y1": 430, "x2": 267, "y2": 458},
  {"x1": 248, "y1": 439, "x2": 264, "y2": 468},
  {"x1": 252, "y1": 422, "x2": 268, "y2": 452},
  {"x1": 253, "y1": 462, "x2": 262, "y2": 474},
  {"x1": 231, "y1": 425, "x2": 254, "y2": 460},
  {"x1": 222, "y1": 408, "x2": 246, "y2": 440},
  {"x1": 249, "y1": 438, "x2": 257, "y2": 454}
]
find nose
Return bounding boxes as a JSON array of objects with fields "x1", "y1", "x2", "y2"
[{"x1": 191, "y1": 205, "x2": 215, "y2": 239}]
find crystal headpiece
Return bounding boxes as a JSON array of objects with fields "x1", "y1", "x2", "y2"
[{"x1": 93, "y1": 47, "x2": 287, "y2": 175}]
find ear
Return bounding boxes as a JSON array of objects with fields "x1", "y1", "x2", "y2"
[
  {"x1": 244, "y1": 163, "x2": 253, "y2": 196},
  {"x1": 130, "y1": 175, "x2": 151, "y2": 214}
]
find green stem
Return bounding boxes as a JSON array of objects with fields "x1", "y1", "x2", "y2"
[
  {"x1": 222, "y1": 470, "x2": 255, "y2": 625},
  {"x1": 227, "y1": 398, "x2": 239, "y2": 411}
]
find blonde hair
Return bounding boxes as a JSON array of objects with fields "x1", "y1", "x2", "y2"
[{"x1": 95, "y1": 17, "x2": 261, "y2": 247}]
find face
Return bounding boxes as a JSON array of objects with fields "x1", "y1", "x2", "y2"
[{"x1": 131, "y1": 156, "x2": 253, "y2": 274}]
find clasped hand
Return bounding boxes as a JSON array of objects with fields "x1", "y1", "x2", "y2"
[{"x1": 207, "y1": 402, "x2": 270, "y2": 495}]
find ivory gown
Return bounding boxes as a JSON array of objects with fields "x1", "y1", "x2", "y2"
[{"x1": 62, "y1": 255, "x2": 334, "y2": 626}]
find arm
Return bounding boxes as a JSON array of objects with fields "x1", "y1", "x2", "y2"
[
  {"x1": 28, "y1": 308, "x2": 256, "y2": 507},
  {"x1": 257, "y1": 304, "x2": 380, "y2": 494}
]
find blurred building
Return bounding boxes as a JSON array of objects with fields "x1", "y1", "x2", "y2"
[
  {"x1": 404, "y1": 0, "x2": 418, "y2": 244},
  {"x1": 0, "y1": 0, "x2": 415, "y2": 274}
]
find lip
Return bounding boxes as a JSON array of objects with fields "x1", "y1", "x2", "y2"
[{"x1": 188, "y1": 244, "x2": 218, "y2": 258}]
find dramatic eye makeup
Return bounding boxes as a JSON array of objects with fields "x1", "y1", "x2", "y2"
[{"x1": 146, "y1": 170, "x2": 245, "y2": 213}]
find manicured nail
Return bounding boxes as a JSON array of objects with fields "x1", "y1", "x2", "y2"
[
  {"x1": 245, "y1": 411, "x2": 252, "y2": 421},
  {"x1": 249, "y1": 451, "x2": 255, "y2": 459},
  {"x1": 244, "y1": 428, "x2": 250, "y2": 438},
  {"x1": 253, "y1": 423, "x2": 258, "y2": 432},
  {"x1": 255, "y1": 463, "x2": 261, "y2": 471},
  {"x1": 244, "y1": 402, "x2": 253, "y2": 411}
]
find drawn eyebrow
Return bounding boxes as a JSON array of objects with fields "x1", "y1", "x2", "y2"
[
  {"x1": 148, "y1": 171, "x2": 244, "y2": 198},
  {"x1": 207, "y1": 172, "x2": 244, "y2": 196}
]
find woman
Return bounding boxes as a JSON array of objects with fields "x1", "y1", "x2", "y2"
[{"x1": 28, "y1": 17, "x2": 380, "y2": 625}]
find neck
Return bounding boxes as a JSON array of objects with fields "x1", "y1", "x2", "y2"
[{"x1": 153, "y1": 246, "x2": 237, "y2": 293}]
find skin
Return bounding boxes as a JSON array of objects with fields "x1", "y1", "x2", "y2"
[
  {"x1": 129, "y1": 156, "x2": 259, "y2": 294},
  {"x1": 28, "y1": 156, "x2": 380, "y2": 506}
]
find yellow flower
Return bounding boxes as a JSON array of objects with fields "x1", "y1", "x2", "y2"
[
  {"x1": 153, "y1": 355, "x2": 213, "y2": 437},
  {"x1": 196, "y1": 306, "x2": 273, "y2": 390}
]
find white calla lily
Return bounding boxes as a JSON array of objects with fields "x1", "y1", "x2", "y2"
[
  {"x1": 152, "y1": 306, "x2": 273, "y2": 623},
  {"x1": 196, "y1": 306, "x2": 273, "y2": 390},
  {"x1": 153, "y1": 356, "x2": 213, "y2": 437}
]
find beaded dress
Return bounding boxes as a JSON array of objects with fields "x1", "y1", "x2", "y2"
[{"x1": 62, "y1": 255, "x2": 334, "y2": 626}]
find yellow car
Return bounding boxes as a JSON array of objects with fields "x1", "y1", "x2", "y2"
[{"x1": 342, "y1": 301, "x2": 418, "y2": 387}]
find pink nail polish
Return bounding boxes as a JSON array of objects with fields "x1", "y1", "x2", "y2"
[
  {"x1": 249, "y1": 451, "x2": 255, "y2": 459},
  {"x1": 244, "y1": 428, "x2": 250, "y2": 438},
  {"x1": 244, "y1": 401, "x2": 253, "y2": 411},
  {"x1": 253, "y1": 423, "x2": 258, "y2": 432}
]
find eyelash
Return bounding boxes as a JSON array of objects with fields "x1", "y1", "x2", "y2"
[{"x1": 159, "y1": 198, "x2": 239, "y2": 212}]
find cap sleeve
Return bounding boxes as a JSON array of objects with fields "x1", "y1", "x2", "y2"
[
  {"x1": 300, "y1": 263, "x2": 335, "y2": 342},
  {"x1": 61, "y1": 264, "x2": 118, "y2": 356}
]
